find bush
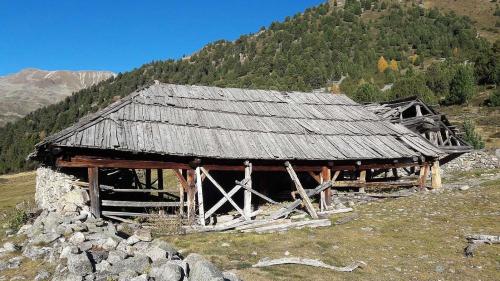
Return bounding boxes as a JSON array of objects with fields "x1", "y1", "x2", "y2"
[
  {"x1": 352, "y1": 83, "x2": 385, "y2": 103},
  {"x1": 390, "y1": 72, "x2": 437, "y2": 104},
  {"x1": 488, "y1": 87, "x2": 500, "y2": 106},
  {"x1": 463, "y1": 120, "x2": 485, "y2": 149},
  {"x1": 444, "y1": 64, "x2": 476, "y2": 105}
]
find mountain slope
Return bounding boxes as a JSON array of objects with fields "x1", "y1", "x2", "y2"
[
  {"x1": 0, "y1": 68, "x2": 115, "y2": 127},
  {"x1": 0, "y1": 1, "x2": 496, "y2": 174}
]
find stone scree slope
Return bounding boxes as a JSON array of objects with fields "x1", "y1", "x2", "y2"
[{"x1": 0, "y1": 167, "x2": 240, "y2": 281}]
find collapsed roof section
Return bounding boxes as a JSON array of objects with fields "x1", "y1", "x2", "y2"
[
  {"x1": 366, "y1": 96, "x2": 472, "y2": 162},
  {"x1": 32, "y1": 84, "x2": 442, "y2": 164}
]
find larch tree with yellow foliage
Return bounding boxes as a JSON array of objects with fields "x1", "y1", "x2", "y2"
[
  {"x1": 377, "y1": 56, "x2": 388, "y2": 73},
  {"x1": 390, "y1": 59, "x2": 398, "y2": 71}
]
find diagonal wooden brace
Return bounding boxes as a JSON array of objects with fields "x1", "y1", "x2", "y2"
[{"x1": 285, "y1": 161, "x2": 318, "y2": 219}]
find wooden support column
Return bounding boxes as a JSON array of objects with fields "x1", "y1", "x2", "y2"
[
  {"x1": 88, "y1": 167, "x2": 101, "y2": 218},
  {"x1": 176, "y1": 169, "x2": 185, "y2": 217},
  {"x1": 285, "y1": 162, "x2": 318, "y2": 219},
  {"x1": 157, "y1": 169, "x2": 163, "y2": 190},
  {"x1": 419, "y1": 164, "x2": 429, "y2": 190},
  {"x1": 431, "y1": 161, "x2": 442, "y2": 189},
  {"x1": 195, "y1": 167, "x2": 205, "y2": 226},
  {"x1": 244, "y1": 161, "x2": 252, "y2": 219},
  {"x1": 186, "y1": 169, "x2": 196, "y2": 223},
  {"x1": 145, "y1": 169, "x2": 151, "y2": 189},
  {"x1": 359, "y1": 170, "x2": 366, "y2": 193},
  {"x1": 321, "y1": 166, "x2": 332, "y2": 209}
]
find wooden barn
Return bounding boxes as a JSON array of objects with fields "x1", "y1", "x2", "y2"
[{"x1": 30, "y1": 83, "x2": 445, "y2": 226}]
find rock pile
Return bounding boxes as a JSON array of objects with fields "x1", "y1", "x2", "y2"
[
  {"x1": 441, "y1": 150, "x2": 499, "y2": 174},
  {"x1": 0, "y1": 167, "x2": 239, "y2": 280},
  {"x1": 1, "y1": 210, "x2": 239, "y2": 280}
]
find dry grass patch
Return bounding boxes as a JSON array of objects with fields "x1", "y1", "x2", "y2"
[{"x1": 162, "y1": 175, "x2": 500, "y2": 280}]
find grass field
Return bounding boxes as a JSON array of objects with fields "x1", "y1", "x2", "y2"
[
  {"x1": 162, "y1": 171, "x2": 500, "y2": 281},
  {"x1": 0, "y1": 169, "x2": 498, "y2": 280}
]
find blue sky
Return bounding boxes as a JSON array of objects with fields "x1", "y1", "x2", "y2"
[{"x1": 0, "y1": 0, "x2": 325, "y2": 76}]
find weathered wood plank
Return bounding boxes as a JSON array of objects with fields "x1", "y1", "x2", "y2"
[
  {"x1": 244, "y1": 161, "x2": 252, "y2": 219},
  {"x1": 195, "y1": 167, "x2": 205, "y2": 226},
  {"x1": 88, "y1": 167, "x2": 101, "y2": 218},
  {"x1": 101, "y1": 200, "x2": 183, "y2": 207},
  {"x1": 285, "y1": 162, "x2": 318, "y2": 219}
]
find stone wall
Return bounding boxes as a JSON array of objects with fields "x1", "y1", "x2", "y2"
[
  {"x1": 35, "y1": 167, "x2": 90, "y2": 214},
  {"x1": 441, "y1": 150, "x2": 500, "y2": 174}
]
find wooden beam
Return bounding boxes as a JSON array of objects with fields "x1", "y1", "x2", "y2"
[
  {"x1": 308, "y1": 171, "x2": 322, "y2": 184},
  {"x1": 101, "y1": 200, "x2": 183, "y2": 207},
  {"x1": 200, "y1": 167, "x2": 250, "y2": 220},
  {"x1": 204, "y1": 181, "x2": 245, "y2": 219},
  {"x1": 88, "y1": 167, "x2": 101, "y2": 218},
  {"x1": 359, "y1": 170, "x2": 366, "y2": 193},
  {"x1": 157, "y1": 169, "x2": 163, "y2": 190},
  {"x1": 145, "y1": 169, "x2": 151, "y2": 189},
  {"x1": 235, "y1": 180, "x2": 278, "y2": 205},
  {"x1": 186, "y1": 169, "x2": 196, "y2": 223},
  {"x1": 174, "y1": 169, "x2": 189, "y2": 191},
  {"x1": 195, "y1": 167, "x2": 205, "y2": 226},
  {"x1": 419, "y1": 164, "x2": 429, "y2": 190},
  {"x1": 321, "y1": 166, "x2": 332, "y2": 207},
  {"x1": 244, "y1": 161, "x2": 252, "y2": 219},
  {"x1": 285, "y1": 162, "x2": 318, "y2": 219},
  {"x1": 56, "y1": 156, "x2": 420, "y2": 172},
  {"x1": 431, "y1": 161, "x2": 442, "y2": 189},
  {"x1": 178, "y1": 169, "x2": 185, "y2": 217}
]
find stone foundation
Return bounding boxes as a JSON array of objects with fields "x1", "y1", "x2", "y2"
[{"x1": 35, "y1": 167, "x2": 90, "y2": 214}]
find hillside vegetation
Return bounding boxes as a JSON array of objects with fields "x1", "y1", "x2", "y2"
[{"x1": 0, "y1": 0, "x2": 498, "y2": 174}]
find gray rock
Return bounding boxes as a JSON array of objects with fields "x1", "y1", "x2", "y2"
[
  {"x1": 435, "y1": 265, "x2": 445, "y2": 273},
  {"x1": 95, "y1": 260, "x2": 111, "y2": 273},
  {"x1": 69, "y1": 232, "x2": 86, "y2": 245},
  {"x1": 107, "y1": 250, "x2": 127, "y2": 264},
  {"x1": 3, "y1": 242, "x2": 18, "y2": 252},
  {"x1": 67, "y1": 253, "x2": 93, "y2": 276},
  {"x1": 134, "y1": 229, "x2": 152, "y2": 242},
  {"x1": 222, "y1": 271, "x2": 241, "y2": 281},
  {"x1": 32, "y1": 232, "x2": 60, "y2": 245},
  {"x1": 7, "y1": 256, "x2": 23, "y2": 269},
  {"x1": 185, "y1": 253, "x2": 224, "y2": 281},
  {"x1": 84, "y1": 273, "x2": 95, "y2": 281},
  {"x1": 130, "y1": 274, "x2": 148, "y2": 281},
  {"x1": 102, "y1": 237, "x2": 118, "y2": 251},
  {"x1": 34, "y1": 270, "x2": 50, "y2": 281},
  {"x1": 109, "y1": 255, "x2": 151, "y2": 274},
  {"x1": 460, "y1": 185, "x2": 470, "y2": 191},
  {"x1": 126, "y1": 235, "x2": 140, "y2": 245},
  {"x1": 22, "y1": 246, "x2": 50, "y2": 260},
  {"x1": 60, "y1": 245, "x2": 79, "y2": 259},
  {"x1": 118, "y1": 269, "x2": 138, "y2": 281},
  {"x1": 88, "y1": 248, "x2": 108, "y2": 264},
  {"x1": 51, "y1": 272, "x2": 82, "y2": 281},
  {"x1": 150, "y1": 262, "x2": 183, "y2": 281},
  {"x1": 151, "y1": 240, "x2": 179, "y2": 259},
  {"x1": 146, "y1": 246, "x2": 167, "y2": 262}
]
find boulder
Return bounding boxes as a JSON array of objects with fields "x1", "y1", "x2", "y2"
[
  {"x1": 146, "y1": 246, "x2": 168, "y2": 262},
  {"x1": 108, "y1": 255, "x2": 151, "y2": 274},
  {"x1": 32, "y1": 232, "x2": 60, "y2": 245},
  {"x1": 34, "y1": 270, "x2": 51, "y2": 281},
  {"x1": 118, "y1": 269, "x2": 138, "y2": 281},
  {"x1": 22, "y1": 246, "x2": 50, "y2": 260},
  {"x1": 3, "y1": 242, "x2": 19, "y2": 252},
  {"x1": 130, "y1": 274, "x2": 149, "y2": 281},
  {"x1": 107, "y1": 250, "x2": 127, "y2": 264},
  {"x1": 102, "y1": 237, "x2": 118, "y2": 251},
  {"x1": 223, "y1": 271, "x2": 241, "y2": 281},
  {"x1": 151, "y1": 240, "x2": 179, "y2": 259},
  {"x1": 67, "y1": 252, "x2": 93, "y2": 276},
  {"x1": 69, "y1": 232, "x2": 86, "y2": 245},
  {"x1": 134, "y1": 229, "x2": 152, "y2": 242},
  {"x1": 185, "y1": 253, "x2": 224, "y2": 281},
  {"x1": 150, "y1": 262, "x2": 183, "y2": 281},
  {"x1": 126, "y1": 235, "x2": 140, "y2": 245},
  {"x1": 95, "y1": 260, "x2": 111, "y2": 273}
]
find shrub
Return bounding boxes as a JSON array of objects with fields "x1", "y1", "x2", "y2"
[
  {"x1": 445, "y1": 64, "x2": 476, "y2": 105},
  {"x1": 463, "y1": 120, "x2": 485, "y2": 149},
  {"x1": 488, "y1": 87, "x2": 500, "y2": 106},
  {"x1": 352, "y1": 83, "x2": 385, "y2": 103}
]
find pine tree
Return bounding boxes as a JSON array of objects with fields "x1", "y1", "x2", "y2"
[
  {"x1": 446, "y1": 64, "x2": 475, "y2": 105},
  {"x1": 378, "y1": 56, "x2": 389, "y2": 73}
]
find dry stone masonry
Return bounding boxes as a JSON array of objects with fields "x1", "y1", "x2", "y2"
[{"x1": 0, "y1": 167, "x2": 239, "y2": 281}]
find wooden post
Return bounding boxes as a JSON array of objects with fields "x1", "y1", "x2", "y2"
[
  {"x1": 145, "y1": 169, "x2": 151, "y2": 189},
  {"x1": 285, "y1": 162, "x2": 318, "y2": 219},
  {"x1": 157, "y1": 169, "x2": 163, "y2": 190},
  {"x1": 177, "y1": 169, "x2": 185, "y2": 217},
  {"x1": 244, "y1": 161, "x2": 252, "y2": 219},
  {"x1": 419, "y1": 164, "x2": 429, "y2": 190},
  {"x1": 431, "y1": 161, "x2": 442, "y2": 189},
  {"x1": 88, "y1": 167, "x2": 101, "y2": 218},
  {"x1": 359, "y1": 170, "x2": 366, "y2": 193},
  {"x1": 321, "y1": 166, "x2": 332, "y2": 208},
  {"x1": 186, "y1": 169, "x2": 196, "y2": 223},
  {"x1": 195, "y1": 167, "x2": 205, "y2": 226}
]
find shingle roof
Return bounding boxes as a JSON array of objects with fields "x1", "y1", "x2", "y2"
[{"x1": 34, "y1": 83, "x2": 442, "y2": 161}]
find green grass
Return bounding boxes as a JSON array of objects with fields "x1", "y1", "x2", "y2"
[{"x1": 162, "y1": 175, "x2": 500, "y2": 280}]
